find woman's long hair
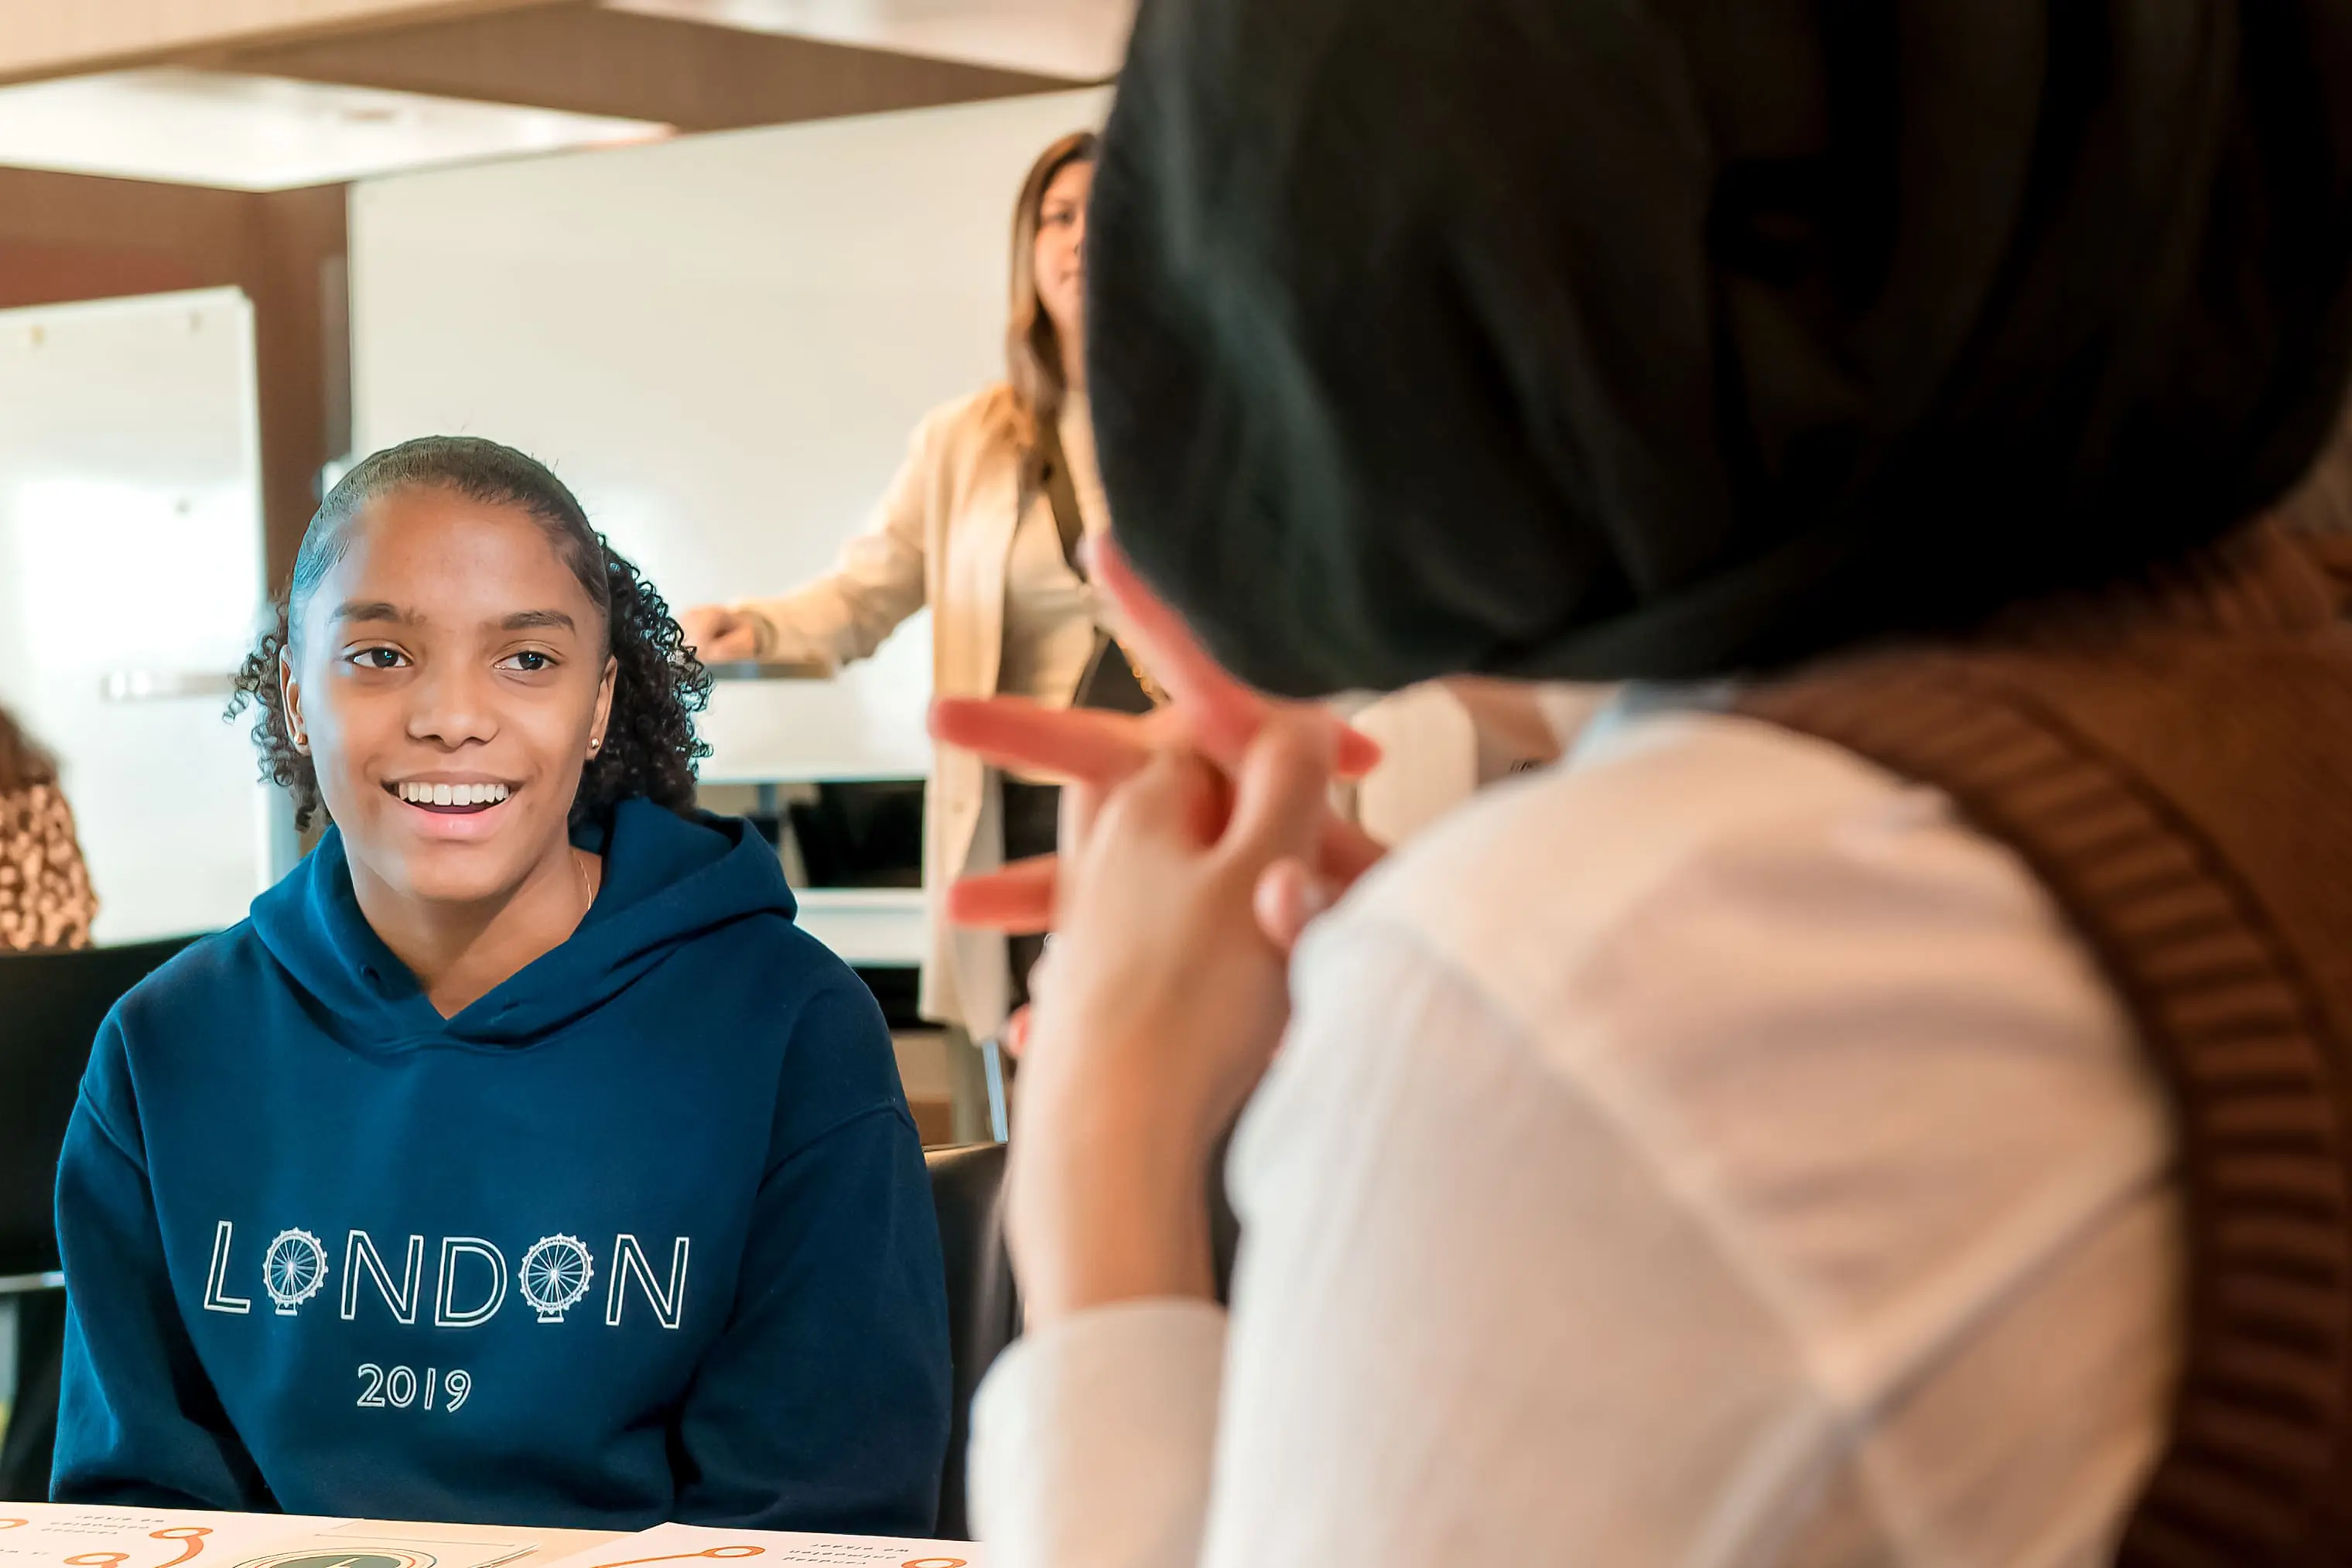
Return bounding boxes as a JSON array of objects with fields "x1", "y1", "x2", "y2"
[
  {"x1": 1005, "y1": 130, "x2": 1101, "y2": 459},
  {"x1": 0, "y1": 707, "x2": 56, "y2": 794}
]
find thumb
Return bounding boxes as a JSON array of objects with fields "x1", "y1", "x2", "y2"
[
  {"x1": 1221, "y1": 712, "x2": 1336, "y2": 870},
  {"x1": 1253, "y1": 856, "x2": 1332, "y2": 954}
]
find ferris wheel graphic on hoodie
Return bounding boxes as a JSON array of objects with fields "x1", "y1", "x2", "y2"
[{"x1": 51, "y1": 801, "x2": 952, "y2": 1536}]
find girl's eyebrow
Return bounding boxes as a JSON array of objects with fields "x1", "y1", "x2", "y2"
[{"x1": 501, "y1": 610, "x2": 576, "y2": 632}]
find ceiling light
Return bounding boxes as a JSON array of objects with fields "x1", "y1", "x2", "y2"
[
  {"x1": 602, "y1": 0, "x2": 1131, "y2": 81},
  {"x1": 0, "y1": 70, "x2": 672, "y2": 191}
]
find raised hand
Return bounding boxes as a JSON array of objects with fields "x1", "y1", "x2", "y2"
[
  {"x1": 931, "y1": 537, "x2": 1386, "y2": 955},
  {"x1": 1007, "y1": 705, "x2": 1342, "y2": 1322},
  {"x1": 677, "y1": 605, "x2": 761, "y2": 662}
]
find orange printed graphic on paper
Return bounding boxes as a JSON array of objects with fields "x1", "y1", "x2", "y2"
[
  {"x1": 150, "y1": 1526, "x2": 211, "y2": 1568},
  {"x1": 587, "y1": 1549, "x2": 764, "y2": 1568}
]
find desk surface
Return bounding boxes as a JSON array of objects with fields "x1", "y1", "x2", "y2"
[
  {"x1": 0, "y1": 1505, "x2": 613, "y2": 1568},
  {"x1": 0, "y1": 1505, "x2": 977, "y2": 1568}
]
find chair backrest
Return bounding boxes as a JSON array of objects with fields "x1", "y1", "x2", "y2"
[
  {"x1": 0, "y1": 936, "x2": 197, "y2": 1278},
  {"x1": 0, "y1": 934, "x2": 198, "y2": 1502},
  {"x1": 925, "y1": 1141, "x2": 1017, "y2": 1540},
  {"x1": 921, "y1": 1133, "x2": 1245, "y2": 1539}
]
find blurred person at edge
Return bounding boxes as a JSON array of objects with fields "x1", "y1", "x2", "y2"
[
  {"x1": 938, "y1": 2, "x2": 2352, "y2": 1566},
  {"x1": 679, "y1": 132, "x2": 1114, "y2": 1047},
  {"x1": 0, "y1": 705, "x2": 96, "y2": 950}
]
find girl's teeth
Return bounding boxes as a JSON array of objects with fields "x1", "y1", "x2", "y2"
[{"x1": 398, "y1": 781, "x2": 508, "y2": 805}]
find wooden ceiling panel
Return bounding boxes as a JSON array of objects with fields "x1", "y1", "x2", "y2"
[
  {"x1": 0, "y1": 1, "x2": 556, "y2": 88},
  {"x1": 218, "y1": 2, "x2": 1081, "y2": 132}
]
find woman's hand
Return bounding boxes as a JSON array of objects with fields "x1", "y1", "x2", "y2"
[
  {"x1": 678, "y1": 605, "x2": 761, "y2": 662},
  {"x1": 928, "y1": 539, "x2": 1387, "y2": 1324},
  {"x1": 932, "y1": 538, "x2": 1387, "y2": 955},
  {"x1": 1007, "y1": 711, "x2": 1339, "y2": 1324}
]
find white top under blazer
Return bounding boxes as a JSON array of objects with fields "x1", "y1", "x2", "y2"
[{"x1": 733, "y1": 384, "x2": 1108, "y2": 1039}]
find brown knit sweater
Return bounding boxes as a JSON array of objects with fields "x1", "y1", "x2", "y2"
[{"x1": 1741, "y1": 524, "x2": 2352, "y2": 1567}]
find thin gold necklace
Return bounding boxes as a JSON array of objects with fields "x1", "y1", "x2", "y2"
[{"x1": 573, "y1": 848, "x2": 594, "y2": 921}]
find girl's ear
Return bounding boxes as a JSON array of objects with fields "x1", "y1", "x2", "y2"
[
  {"x1": 280, "y1": 647, "x2": 310, "y2": 754},
  {"x1": 589, "y1": 654, "x2": 618, "y2": 758}
]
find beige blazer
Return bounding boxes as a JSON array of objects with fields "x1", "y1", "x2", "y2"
[{"x1": 735, "y1": 384, "x2": 1050, "y2": 1040}]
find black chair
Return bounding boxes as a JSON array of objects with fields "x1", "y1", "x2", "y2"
[
  {"x1": 925, "y1": 1142, "x2": 1018, "y2": 1540},
  {"x1": 922, "y1": 1136, "x2": 1243, "y2": 1540},
  {"x1": 0, "y1": 935, "x2": 199, "y2": 1501}
]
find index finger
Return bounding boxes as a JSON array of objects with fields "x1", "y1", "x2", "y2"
[
  {"x1": 929, "y1": 696, "x2": 1160, "y2": 786},
  {"x1": 1092, "y1": 535, "x2": 1380, "y2": 777}
]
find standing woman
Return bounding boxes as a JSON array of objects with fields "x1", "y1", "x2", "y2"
[
  {"x1": 0, "y1": 705, "x2": 97, "y2": 951},
  {"x1": 680, "y1": 130, "x2": 1110, "y2": 1047}
]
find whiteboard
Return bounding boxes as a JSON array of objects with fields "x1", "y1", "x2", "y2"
[
  {"x1": 350, "y1": 87, "x2": 1113, "y2": 784},
  {"x1": 0, "y1": 287, "x2": 274, "y2": 941}
]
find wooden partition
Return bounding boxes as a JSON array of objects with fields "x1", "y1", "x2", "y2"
[{"x1": 0, "y1": 169, "x2": 347, "y2": 588}]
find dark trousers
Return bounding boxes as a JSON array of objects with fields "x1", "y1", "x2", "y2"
[{"x1": 998, "y1": 777, "x2": 1062, "y2": 1009}]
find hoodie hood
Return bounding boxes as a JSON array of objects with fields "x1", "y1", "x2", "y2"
[{"x1": 249, "y1": 798, "x2": 795, "y2": 1049}]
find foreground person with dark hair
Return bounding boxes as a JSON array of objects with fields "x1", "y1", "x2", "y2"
[
  {"x1": 52, "y1": 437, "x2": 949, "y2": 1531},
  {"x1": 949, "y1": 2, "x2": 2352, "y2": 1565}
]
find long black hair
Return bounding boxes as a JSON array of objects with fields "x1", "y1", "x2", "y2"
[
  {"x1": 1089, "y1": 0, "x2": 2352, "y2": 694},
  {"x1": 231, "y1": 436, "x2": 711, "y2": 831}
]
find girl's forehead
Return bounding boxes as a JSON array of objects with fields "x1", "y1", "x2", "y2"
[{"x1": 321, "y1": 489, "x2": 596, "y2": 617}]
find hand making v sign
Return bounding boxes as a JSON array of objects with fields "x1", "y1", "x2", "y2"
[{"x1": 927, "y1": 538, "x2": 1383, "y2": 1325}]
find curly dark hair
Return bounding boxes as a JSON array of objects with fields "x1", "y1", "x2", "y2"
[{"x1": 231, "y1": 436, "x2": 712, "y2": 832}]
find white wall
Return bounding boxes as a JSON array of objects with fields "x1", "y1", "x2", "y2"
[
  {"x1": 350, "y1": 85, "x2": 1113, "y2": 784},
  {"x1": 0, "y1": 287, "x2": 274, "y2": 941}
]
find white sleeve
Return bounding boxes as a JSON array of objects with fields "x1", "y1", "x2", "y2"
[
  {"x1": 732, "y1": 416, "x2": 935, "y2": 668},
  {"x1": 967, "y1": 713, "x2": 2172, "y2": 1568},
  {"x1": 969, "y1": 919, "x2": 1824, "y2": 1568},
  {"x1": 969, "y1": 1303, "x2": 1227, "y2": 1568},
  {"x1": 1204, "y1": 921, "x2": 1827, "y2": 1567}
]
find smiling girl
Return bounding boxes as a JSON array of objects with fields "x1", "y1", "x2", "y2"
[{"x1": 51, "y1": 437, "x2": 950, "y2": 1531}]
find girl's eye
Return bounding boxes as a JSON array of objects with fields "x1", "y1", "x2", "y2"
[
  {"x1": 348, "y1": 647, "x2": 406, "y2": 671},
  {"x1": 501, "y1": 650, "x2": 556, "y2": 673}
]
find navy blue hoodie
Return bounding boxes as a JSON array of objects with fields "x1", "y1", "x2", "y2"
[{"x1": 52, "y1": 800, "x2": 950, "y2": 1532}]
